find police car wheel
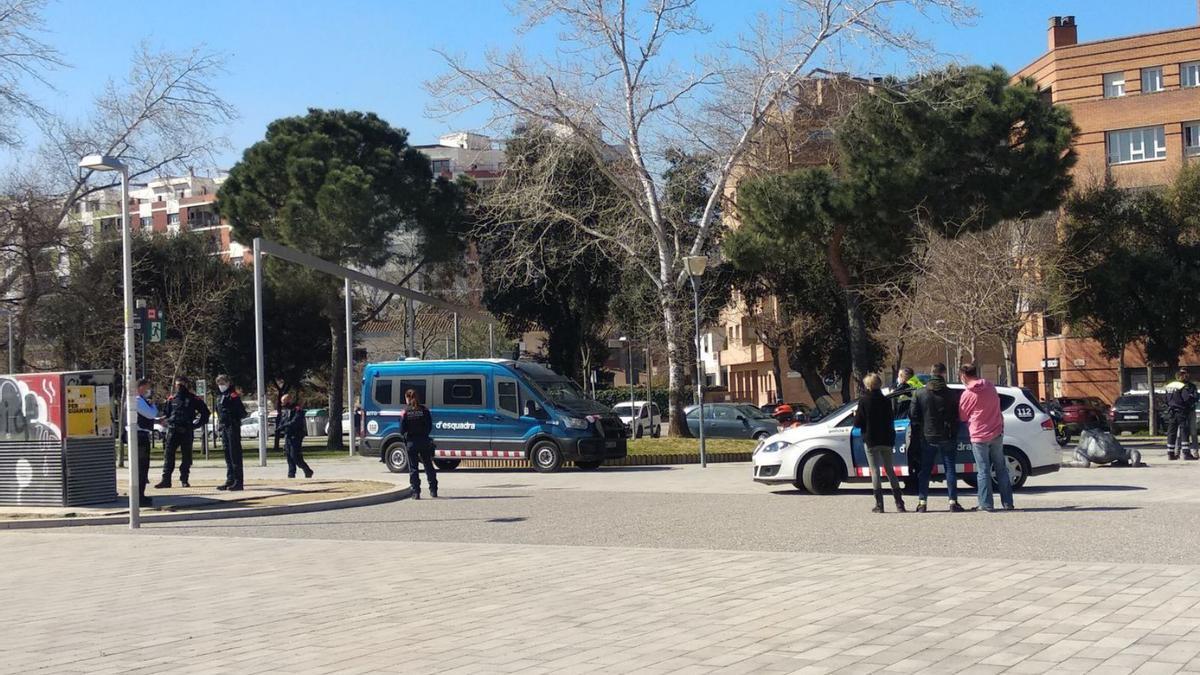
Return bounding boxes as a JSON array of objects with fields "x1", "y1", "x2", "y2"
[
  {"x1": 433, "y1": 459, "x2": 460, "y2": 471},
  {"x1": 800, "y1": 451, "x2": 842, "y2": 495},
  {"x1": 530, "y1": 440, "x2": 562, "y2": 473},
  {"x1": 1005, "y1": 448, "x2": 1031, "y2": 490},
  {"x1": 575, "y1": 460, "x2": 602, "y2": 470},
  {"x1": 384, "y1": 444, "x2": 409, "y2": 474}
]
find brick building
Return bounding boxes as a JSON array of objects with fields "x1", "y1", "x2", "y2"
[{"x1": 1013, "y1": 16, "x2": 1200, "y2": 401}]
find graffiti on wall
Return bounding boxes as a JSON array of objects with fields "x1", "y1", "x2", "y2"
[{"x1": 0, "y1": 374, "x2": 62, "y2": 442}]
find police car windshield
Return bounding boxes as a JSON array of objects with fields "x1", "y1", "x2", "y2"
[{"x1": 531, "y1": 377, "x2": 587, "y2": 404}]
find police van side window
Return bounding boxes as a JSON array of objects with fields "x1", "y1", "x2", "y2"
[
  {"x1": 497, "y1": 379, "x2": 520, "y2": 417},
  {"x1": 373, "y1": 378, "x2": 393, "y2": 406},
  {"x1": 441, "y1": 377, "x2": 484, "y2": 407},
  {"x1": 399, "y1": 379, "x2": 428, "y2": 406}
]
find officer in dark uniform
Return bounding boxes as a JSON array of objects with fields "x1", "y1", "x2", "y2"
[
  {"x1": 401, "y1": 388, "x2": 438, "y2": 499},
  {"x1": 275, "y1": 393, "x2": 313, "y2": 479},
  {"x1": 214, "y1": 374, "x2": 247, "y2": 491},
  {"x1": 155, "y1": 376, "x2": 209, "y2": 489},
  {"x1": 134, "y1": 378, "x2": 157, "y2": 507}
]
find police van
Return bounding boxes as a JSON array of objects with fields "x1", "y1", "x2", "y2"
[
  {"x1": 752, "y1": 385, "x2": 1060, "y2": 494},
  {"x1": 360, "y1": 359, "x2": 628, "y2": 473}
]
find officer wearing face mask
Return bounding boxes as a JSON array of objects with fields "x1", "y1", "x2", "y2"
[
  {"x1": 214, "y1": 374, "x2": 247, "y2": 491},
  {"x1": 155, "y1": 376, "x2": 209, "y2": 489}
]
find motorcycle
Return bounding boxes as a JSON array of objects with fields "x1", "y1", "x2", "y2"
[{"x1": 1047, "y1": 404, "x2": 1071, "y2": 447}]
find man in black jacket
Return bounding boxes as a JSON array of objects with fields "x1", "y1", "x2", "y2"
[
  {"x1": 155, "y1": 377, "x2": 209, "y2": 489},
  {"x1": 275, "y1": 394, "x2": 313, "y2": 479},
  {"x1": 1166, "y1": 370, "x2": 1198, "y2": 461},
  {"x1": 910, "y1": 363, "x2": 965, "y2": 513},
  {"x1": 214, "y1": 374, "x2": 247, "y2": 491}
]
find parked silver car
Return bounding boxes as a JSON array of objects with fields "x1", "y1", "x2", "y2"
[{"x1": 683, "y1": 403, "x2": 779, "y2": 440}]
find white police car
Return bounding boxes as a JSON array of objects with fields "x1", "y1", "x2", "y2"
[{"x1": 752, "y1": 385, "x2": 1060, "y2": 494}]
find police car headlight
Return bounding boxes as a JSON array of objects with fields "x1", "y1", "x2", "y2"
[
  {"x1": 563, "y1": 417, "x2": 589, "y2": 430},
  {"x1": 756, "y1": 440, "x2": 790, "y2": 455}
]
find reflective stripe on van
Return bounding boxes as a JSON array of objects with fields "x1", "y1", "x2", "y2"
[{"x1": 435, "y1": 449, "x2": 526, "y2": 459}]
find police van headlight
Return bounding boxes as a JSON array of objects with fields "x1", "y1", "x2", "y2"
[{"x1": 563, "y1": 417, "x2": 589, "y2": 430}]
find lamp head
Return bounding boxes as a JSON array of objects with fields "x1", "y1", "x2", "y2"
[
  {"x1": 79, "y1": 154, "x2": 127, "y2": 172},
  {"x1": 683, "y1": 255, "x2": 708, "y2": 277}
]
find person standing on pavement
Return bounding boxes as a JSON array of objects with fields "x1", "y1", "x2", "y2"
[
  {"x1": 401, "y1": 389, "x2": 438, "y2": 499},
  {"x1": 1165, "y1": 370, "x2": 1198, "y2": 461},
  {"x1": 134, "y1": 378, "x2": 157, "y2": 507},
  {"x1": 910, "y1": 363, "x2": 964, "y2": 513},
  {"x1": 214, "y1": 374, "x2": 247, "y2": 491},
  {"x1": 854, "y1": 373, "x2": 905, "y2": 513},
  {"x1": 958, "y1": 363, "x2": 1013, "y2": 512},
  {"x1": 155, "y1": 376, "x2": 209, "y2": 489},
  {"x1": 275, "y1": 394, "x2": 313, "y2": 479}
]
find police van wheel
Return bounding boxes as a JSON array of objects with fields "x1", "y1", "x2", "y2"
[
  {"x1": 531, "y1": 440, "x2": 563, "y2": 473},
  {"x1": 384, "y1": 443, "x2": 409, "y2": 474},
  {"x1": 575, "y1": 460, "x2": 602, "y2": 470},
  {"x1": 433, "y1": 459, "x2": 460, "y2": 471}
]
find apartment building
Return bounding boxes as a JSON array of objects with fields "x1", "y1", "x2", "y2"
[
  {"x1": 69, "y1": 171, "x2": 250, "y2": 264},
  {"x1": 414, "y1": 132, "x2": 506, "y2": 186},
  {"x1": 1013, "y1": 15, "x2": 1200, "y2": 401}
]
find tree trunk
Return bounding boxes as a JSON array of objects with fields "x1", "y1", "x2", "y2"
[
  {"x1": 840, "y1": 361, "x2": 853, "y2": 404},
  {"x1": 798, "y1": 363, "x2": 834, "y2": 414},
  {"x1": 1002, "y1": 330, "x2": 1018, "y2": 388},
  {"x1": 768, "y1": 345, "x2": 784, "y2": 404},
  {"x1": 891, "y1": 336, "x2": 905, "y2": 386},
  {"x1": 828, "y1": 223, "x2": 871, "y2": 386},
  {"x1": 327, "y1": 294, "x2": 346, "y2": 450},
  {"x1": 663, "y1": 293, "x2": 693, "y2": 438},
  {"x1": 1117, "y1": 346, "x2": 1126, "y2": 393}
]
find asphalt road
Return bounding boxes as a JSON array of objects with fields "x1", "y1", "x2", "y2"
[{"x1": 87, "y1": 449, "x2": 1200, "y2": 565}]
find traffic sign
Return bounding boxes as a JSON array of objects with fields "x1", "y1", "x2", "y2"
[{"x1": 147, "y1": 320, "x2": 165, "y2": 343}]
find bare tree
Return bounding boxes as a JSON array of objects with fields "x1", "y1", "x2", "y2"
[
  {"x1": 431, "y1": 0, "x2": 974, "y2": 434},
  {"x1": 1, "y1": 44, "x2": 235, "y2": 368},
  {"x1": 0, "y1": 0, "x2": 62, "y2": 147}
]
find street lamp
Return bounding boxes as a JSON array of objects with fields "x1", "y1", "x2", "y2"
[
  {"x1": 79, "y1": 154, "x2": 139, "y2": 529},
  {"x1": 683, "y1": 255, "x2": 708, "y2": 468},
  {"x1": 618, "y1": 336, "x2": 634, "y2": 435}
]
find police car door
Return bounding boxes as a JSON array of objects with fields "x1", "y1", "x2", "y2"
[{"x1": 432, "y1": 374, "x2": 492, "y2": 456}]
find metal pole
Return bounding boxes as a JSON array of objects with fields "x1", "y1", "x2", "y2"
[
  {"x1": 452, "y1": 312, "x2": 460, "y2": 359},
  {"x1": 488, "y1": 323, "x2": 494, "y2": 358},
  {"x1": 253, "y1": 238, "x2": 267, "y2": 467},
  {"x1": 1042, "y1": 320, "x2": 1050, "y2": 401},
  {"x1": 628, "y1": 342, "x2": 635, "y2": 425},
  {"x1": 118, "y1": 169, "x2": 139, "y2": 529},
  {"x1": 345, "y1": 278, "x2": 355, "y2": 458},
  {"x1": 693, "y1": 276, "x2": 706, "y2": 468}
]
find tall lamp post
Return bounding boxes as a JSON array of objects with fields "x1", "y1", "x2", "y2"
[
  {"x1": 683, "y1": 255, "x2": 708, "y2": 468},
  {"x1": 79, "y1": 154, "x2": 139, "y2": 529},
  {"x1": 618, "y1": 336, "x2": 634, "y2": 434}
]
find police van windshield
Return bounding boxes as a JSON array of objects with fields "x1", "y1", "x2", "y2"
[{"x1": 530, "y1": 377, "x2": 587, "y2": 404}]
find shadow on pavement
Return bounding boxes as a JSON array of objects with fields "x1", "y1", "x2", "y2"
[
  {"x1": 1008, "y1": 506, "x2": 1139, "y2": 513},
  {"x1": 1019, "y1": 484, "x2": 1147, "y2": 493},
  {"x1": 159, "y1": 516, "x2": 528, "y2": 528},
  {"x1": 452, "y1": 465, "x2": 675, "y2": 474}
]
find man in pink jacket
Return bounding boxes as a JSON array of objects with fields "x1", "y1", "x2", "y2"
[{"x1": 958, "y1": 363, "x2": 1014, "y2": 511}]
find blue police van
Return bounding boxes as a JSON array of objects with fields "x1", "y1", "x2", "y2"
[{"x1": 360, "y1": 359, "x2": 628, "y2": 473}]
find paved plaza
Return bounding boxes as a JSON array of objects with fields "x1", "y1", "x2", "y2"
[{"x1": 5, "y1": 449, "x2": 1200, "y2": 673}]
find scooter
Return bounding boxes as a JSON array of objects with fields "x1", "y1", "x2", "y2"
[{"x1": 1049, "y1": 407, "x2": 1071, "y2": 447}]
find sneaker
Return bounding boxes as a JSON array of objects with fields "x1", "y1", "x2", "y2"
[
  {"x1": 1002, "y1": 504, "x2": 1016, "y2": 511},
  {"x1": 971, "y1": 506, "x2": 995, "y2": 512},
  {"x1": 216, "y1": 484, "x2": 230, "y2": 491},
  {"x1": 895, "y1": 501, "x2": 907, "y2": 513},
  {"x1": 1169, "y1": 452, "x2": 1179, "y2": 461},
  {"x1": 949, "y1": 503, "x2": 965, "y2": 513},
  {"x1": 154, "y1": 481, "x2": 170, "y2": 489},
  {"x1": 181, "y1": 481, "x2": 190, "y2": 488},
  {"x1": 430, "y1": 488, "x2": 438, "y2": 498},
  {"x1": 915, "y1": 502, "x2": 927, "y2": 513},
  {"x1": 227, "y1": 484, "x2": 243, "y2": 492},
  {"x1": 871, "y1": 504, "x2": 883, "y2": 513},
  {"x1": 1185, "y1": 452, "x2": 1198, "y2": 461},
  {"x1": 304, "y1": 470, "x2": 314, "y2": 478}
]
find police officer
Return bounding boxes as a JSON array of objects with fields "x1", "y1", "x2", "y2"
[
  {"x1": 1165, "y1": 369, "x2": 1198, "y2": 461},
  {"x1": 401, "y1": 388, "x2": 438, "y2": 499},
  {"x1": 155, "y1": 376, "x2": 209, "y2": 488},
  {"x1": 134, "y1": 378, "x2": 157, "y2": 506},
  {"x1": 214, "y1": 374, "x2": 246, "y2": 491},
  {"x1": 275, "y1": 394, "x2": 313, "y2": 479}
]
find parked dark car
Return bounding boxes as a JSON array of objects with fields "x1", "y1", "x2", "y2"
[
  {"x1": 1054, "y1": 397, "x2": 1108, "y2": 432},
  {"x1": 684, "y1": 403, "x2": 779, "y2": 440},
  {"x1": 1109, "y1": 393, "x2": 1169, "y2": 434}
]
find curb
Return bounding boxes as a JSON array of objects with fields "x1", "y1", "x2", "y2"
[
  {"x1": 456, "y1": 452, "x2": 753, "y2": 469},
  {"x1": 0, "y1": 483, "x2": 411, "y2": 530}
]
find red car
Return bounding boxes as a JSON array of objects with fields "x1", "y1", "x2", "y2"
[{"x1": 1054, "y1": 397, "x2": 1108, "y2": 432}]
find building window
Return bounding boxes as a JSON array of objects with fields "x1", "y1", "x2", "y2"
[
  {"x1": 139, "y1": 216, "x2": 152, "y2": 228},
  {"x1": 1186, "y1": 122, "x2": 1200, "y2": 157},
  {"x1": 431, "y1": 159, "x2": 451, "y2": 174},
  {"x1": 1140, "y1": 67, "x2": 1163, "y2": 94},
  {"x1": 1182, "y1": 61, "x2": 1200, "y2": 88},
  {"x1": 1103, "y1": 72, "x2": 1125, "y2": 98},
  {"x1": 1107, "y1": 126, "x2": 1167, "y2": 165},
  {"x1": 167, "y1": 213, "x2": 180, "y2": 225}
]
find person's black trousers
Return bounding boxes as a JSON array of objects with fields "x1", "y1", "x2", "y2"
[
  {"x1": 221, "y1": 425, "x2": 244, "y2": 487},
  {"x1": 136, "y1": 431, "x2": 151, "y2": 498},
  {"x1": 285, "y1": 438, "x2": 312, "y2": 477},
  {"x1": 162, "y1": 429, "x2": 194, "y2": 484},
  {"x1": 407, "y1": 442, "x2": 438, "y2": 494}
]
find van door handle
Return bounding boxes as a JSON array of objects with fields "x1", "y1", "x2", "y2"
[{"x1": 476, "y1": 414, "x2": 488, "y2": 420}]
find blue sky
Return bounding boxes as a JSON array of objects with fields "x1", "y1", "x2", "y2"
[{"x1": 25, "y1": 0, "x2": 1200, "y2": 168}]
